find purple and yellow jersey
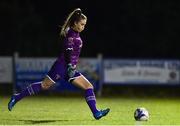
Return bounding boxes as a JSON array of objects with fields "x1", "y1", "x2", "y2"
[{"x1": 47, "y1": 28, "x2": 83, "y2": 83}]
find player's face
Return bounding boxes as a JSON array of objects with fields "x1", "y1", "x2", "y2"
[{"x1": 74, "y1": 19, "x2": 87, "y2": 33}]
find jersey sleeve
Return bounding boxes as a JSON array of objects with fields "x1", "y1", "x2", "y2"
[{"x1": 64, "y1": 36, "x2": 74, "y2": 65}]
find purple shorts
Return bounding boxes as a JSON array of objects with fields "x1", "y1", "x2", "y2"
[{"x1": 47, "y1": 60, "x2": 81, "y2": 83}]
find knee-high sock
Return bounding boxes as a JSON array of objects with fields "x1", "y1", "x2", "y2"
[
  {"x1": 15, "y1": 82, "x2": 42, "y2": 102},
  {"x1": 85, "y1": 88, "x2": 99, "y2": 114}
]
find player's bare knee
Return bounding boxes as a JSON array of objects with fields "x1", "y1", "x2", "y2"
[
  {"x1": 41, "y1": 83, "x2": 47, "y2": 90},
  {"x1": 41, "y1": 77, "x2": 55, "y2": 90},
  {"x1": 42, "y1": 84, "x2": 51, "y2": 90},
  {"x1": 86, "y1": 83, "x2": 93, "y2": 90},
  {"x1": 41, "y1": 82, "x2": 53, "y2": 90}
]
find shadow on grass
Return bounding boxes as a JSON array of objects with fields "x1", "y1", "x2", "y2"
[{"x1": 19, "y1": 119, "x2": 70, "y2": 124}]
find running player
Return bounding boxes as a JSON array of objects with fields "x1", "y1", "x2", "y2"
[{"x1": 8, "y1": 8, "x2": 110, "y2": 120}]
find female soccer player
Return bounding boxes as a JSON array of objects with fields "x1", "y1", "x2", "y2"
[{"x1": 8, "y1": 8, "x2": 110, "y2": 120}]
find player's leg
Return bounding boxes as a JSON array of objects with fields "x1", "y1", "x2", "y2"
[
  {"x1": 71, "y1": 75, "x2": 110, "y2": 120},
  {"x1": 8, "y1": 76, "x2": 55, "y2": 111}
]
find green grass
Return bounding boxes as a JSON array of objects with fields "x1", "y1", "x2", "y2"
[{"x1": 0, "y1": 95, "x2": 180, "y2": 125}]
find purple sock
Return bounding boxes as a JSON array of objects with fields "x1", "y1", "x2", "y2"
[
  {"x1": 85, "y1": 88, "x2": 99, "y2": 114},
  {"x1": 15, "y1": 82, "x2": 42, "y2": 102}
]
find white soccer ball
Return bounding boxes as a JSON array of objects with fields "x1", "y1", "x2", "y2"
[{"x1": 134, "y1": 107, "x2": 149, "y2": 121}]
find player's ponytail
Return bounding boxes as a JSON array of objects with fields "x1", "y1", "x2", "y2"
[{"x1": 60, "y1": 8, "x2": 86, "y2": 37}]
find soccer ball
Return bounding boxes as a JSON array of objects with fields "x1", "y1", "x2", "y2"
[{"x1": 134, "y1": 107, "x2": 149, "y2": 121}]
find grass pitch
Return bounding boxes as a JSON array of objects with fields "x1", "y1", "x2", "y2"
[{"x1": 0, "y1": 95, "x2": 180, "y2": 125}]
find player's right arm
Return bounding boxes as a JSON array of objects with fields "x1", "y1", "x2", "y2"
[
  {"x1": 64, "y1": 37, "x2": 73, "y2": 64},
  {"x1": 64, "y1": 36, "x2": 76, "y2": 77}
]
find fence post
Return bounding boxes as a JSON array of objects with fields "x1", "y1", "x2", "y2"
[
  {"x1": 97, "y1": 53, "x2": 103, "y2": 97},
  {"x1": 12, "y1": 52, "x2": 19, "y2": 94}
]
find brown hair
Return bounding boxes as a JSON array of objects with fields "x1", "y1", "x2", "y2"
[{"x1": 60, "y1": 8, "x2": 87, "y2": 37}]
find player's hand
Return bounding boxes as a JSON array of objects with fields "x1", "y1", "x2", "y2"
[{"x1": 67, "y1": 63, "x2": 76, "y2": 78}]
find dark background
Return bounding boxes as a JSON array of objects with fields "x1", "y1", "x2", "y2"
[{"x1": 1, "y1": 0, "x2": 180, "y2": 59}]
